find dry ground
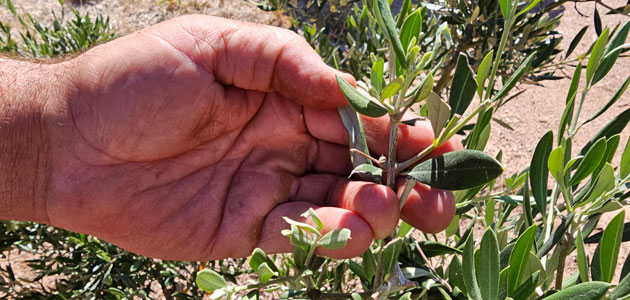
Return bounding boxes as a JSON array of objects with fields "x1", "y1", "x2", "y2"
[{"x1": 1, "y1": 0, "x2": 629, "y2": 296}]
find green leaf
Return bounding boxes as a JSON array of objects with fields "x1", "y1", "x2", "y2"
[
  {"x1": 370, "y1": 59, "x2": 385, "y2": 95},
  {"x1": 463, "y1": 235, "x2": 482, "y2": 300},
  {"x1": 477, "y1": 229, "x2": 500, "y2": 300},
  {"x1": 427, "y1": 92, "x2": 451, "y2": 138},
  {"x1": 530, "y1": 131, "x2": 553, "y2": 218},
  {"x1": 408, "y1": 150, "x2": 503, "y2": 190},
  {"x1": 416, "y1": 73, "x2": 434, "y2": 101},
  {"x1": 418, "y1": 241, "x2": 462, "y2": 257},
  {"x1": 249, "y1": 248, "x2": 267, "y2": 271},
  {"x1": 584, "y1": 222, "x2": 630, "y2": 244},
  {"x1": 292, "y1": 244, "x2": 308, "y2": 268},
  {"x1": 318, "y1": 228, "x2": 351, "y2": 250},
  {"x1": 585, "y1": 75, "x2": 630, "y2": 124},
  {"x1": 570, "y1": 137, "x2": 607, "y2": 185},
  {"x1": 282, "y1": 217, "x2": 319, "y2": 235},
  {"x1": 401, "y1": 267, "x2": 431, "y2": 279},
  {"x1": 400, "y1": 10, "x2": 422, "y2": 51},
  {"x1": 382, "y1": 238, "x2": 403, "y2": 275},
  {"x1": 249, "y1": 248, "x2": 278, "y2": 274},
  {"x1": 537, "y1": 213, "x2": 575, "y2": 257},
  {"x1": 336, "y1": 75, "x2": 388, "y2": 117},
  {"x1": 449, "y1": 53, "x2": 477, "y2": 117},
  {"x1": 492, "y1": 53, "x2": 535, "y2": 101},
  {"x1": 559, "y1": 64, "x2": 582, "y2": 143},
  {"x1": 611, "y1": 265, "x2": 630, "y2": 299},
  {"x1": 586, "y1": 27, "x2": 610, "y2": 85},
  {"x1": 397, "y1": 220, "x2": 413, "y2": 238},
  {"x1": 381, "y1": 77, "x2": 403, "y2": 100},
  {"x1": 347, "y1": 260, "x2": 369, "y2": 283},
  {"x1": 522, "y1": 173, "x2": 533, "y2": 227},
  {"x1": 499, "y1": 267, "x2": 510, "y2": 300},
  {"x1": 350, "y1": 164, "x2": 383, "y2": 182},
  {"x1": 443, "y1": 216, "x2": 459, "y2": 239},
  {"x1": 196, "y1": 269, "x2": 227, "y2": 292},
  {"x1": 5, "y1": 0, "x2": 16, "y2": 15},
  {"x1": 567, "y1": 26, "x2": 589, "y2": 58},
  {"x1": 373, "y1": 0, "x2": 407, "y2": 68},
  {"x1": 338, "y1": 105, "x2": 371, "y2": 167},
  {"x1": 579, "y1": 108, "x2": 630, "y2": 156},
  {"x1": 511, "y1": 271, "x2": 540, "y2": 300},
  {"x1": 587, "y1": 200, "x2": 623, "y2": 216},
  {"x1": 284, "y1": 224, "x2": 314, "y2": 247},
  {"x1": 548, "y1": 146, "x2": 565, "y2": 182},
  {"x1": 516, "y1": 0, "x2": 541, "y2": 16},
  {"x1": 449, "y1": 256, "x2": 468, "y2": 295},
  {"x1": 577, "y1": 163, "x2": 615, "y2": 207},
  {"x1": 485, "y1": 198, "x2": 496, "y2": 227},
  {"x1": 362, "y1": 248, "x2": 377, "y2": 282},
  {"x1": 621, "y1": 137, "x2": 630, "y2": 179},
  {"x1": 544, "y1": 282, "x2": 609, "y2": 300},
  {"x1": 592, "y1": 22, "x2": 630, "y2": 84},
  {"x1": 622, "y1": 254, "x2": 630, "y2": 284},
  {"x1": 256, "y1": 262, "x2": 277, "y2": 283},
  {"x1": 576, "y1": 230, "x2": 590, "y2": 282},
  {"x1": 301, "y1": 208, "x2": 323, "y2": 232},
  {"x1": 592, "y1": 244, "x2": 602, "y2": 281},
  {"x1": 600, "y1": 210, "x2": 625, "y2": 283},
  {"x1": 477, "y1": 50, "x2": 494, "y2": 98},
  {"x1": 508, "y1": 224, "x2": 537, "y2": 295},
  {"x1": 595, "y1": 7, "x2": 603, "y2": 36},
  {"x1": 396, "y1": 0, "x2": 411, "y2": 27},
  {"x1": 499, "y1": 0, "x2": 512, "y2": 19}
]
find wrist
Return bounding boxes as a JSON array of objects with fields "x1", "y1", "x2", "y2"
[{"x1": 0, "y1": 59, "x2": 66, "y2": 224}]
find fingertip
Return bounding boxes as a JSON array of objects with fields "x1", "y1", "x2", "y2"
[
  {"x1": 273, "y1": 41, "x2": 350, "y2": 109},
  {"x1": 314, "y1": 207, "x2": 374, "y2": 258},
  {"x1": 257, "y1": 202, "x2": 373, "y2": 259},
  {"x1": 397, "y1": 181, "x2": 456, "y2": 234},
  {"x1": 330, "y1": 182, "x2": 399, "y2": 240}
]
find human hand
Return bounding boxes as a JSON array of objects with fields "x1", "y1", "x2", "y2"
[{"x1": 40, "y1": 15, "x2": 460, "y2": 261}]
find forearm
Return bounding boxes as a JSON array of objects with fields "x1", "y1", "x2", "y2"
[{"x1": 0, "y1": 59, "x2": 62, "y2": 223}]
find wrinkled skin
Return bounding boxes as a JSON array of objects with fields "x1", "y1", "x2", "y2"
[{"x1": 44, "y1": 15, "x2": 459, "y2": 261}]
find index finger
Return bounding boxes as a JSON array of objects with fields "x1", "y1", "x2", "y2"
[{"x1": 157, "y1": 15, "x2": 352, "y2": 109}]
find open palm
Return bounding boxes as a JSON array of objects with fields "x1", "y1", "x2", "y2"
[{"x1": 44, "y1": 15, "x2": 458, "y2": 261}]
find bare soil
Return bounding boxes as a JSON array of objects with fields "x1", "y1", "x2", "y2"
[{"x1": 1, "y1": 0, "x2": 629, "y2": 296}]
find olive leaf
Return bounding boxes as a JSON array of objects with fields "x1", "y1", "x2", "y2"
[
  {"x1": 477, "y1": 50, "x2": 494, "y2": 98},
  {"x1": 400, "y1": 10, "x2": 422, "y2": 51},
  {"x1": 584, "y1": 75, "x2": 630, "y2": 125},
  {"x1": 349, "y1": 164, "x2": 383, "y2": 182},
  {"x1": 463, "y1": 234, "x2": 482, "y2": 300},
  {"x1": 427, "y1": 92, "x2": 451, "y2": 138},
  {"x1": 600, "y1": 210, "x2": 625, "y2": 283},
  {"x1": 508, "y1": 224, "x2": 537, "y2": 295},
  {"x1": 372, "y1": 0, "x2": 407, "y2": 68},
  {"x1": 586, "y1": 27, "x2": 610, "y2": 85},
  {"x1": 543, "y1": 282, "x2": 609, "y2": 300},
  {"x1": 566, "y1": 26, "x2": 589, "y2": 58},
  {"x1": 196, "y1": 269, "x2": 227, "y2": 292},
  {"x1": 336, "y1": 74, "x2": 388, "y2": 117},
  {"x1": 318, "y1": 228, "x2": 351, "y2": 250},
  {"x1": 407, "y1": 150, "x2": 503, "y2": 190},
  {"x1": 449, "y1": 53, "x2": 477, "y2": 117},
  {"x1": 569, "y1": 137, "x2": 607, "y2": 185},
  {"x1": 477, "y1": 229, "x2": 500, "y2": 300},
  {"x1": 492, "y1": 53, "x2": 535, "y2": 101},
  {"x1": 381, "y1": 238, "x2": 403, "y2": 275}
]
